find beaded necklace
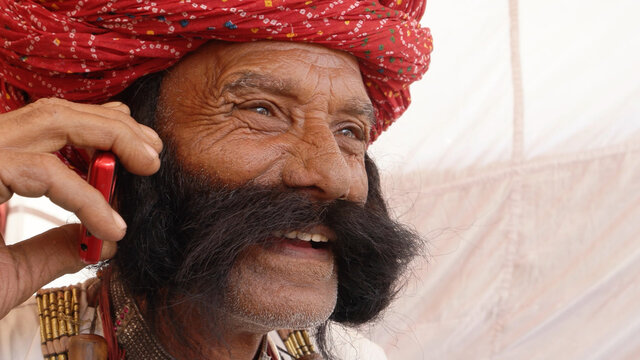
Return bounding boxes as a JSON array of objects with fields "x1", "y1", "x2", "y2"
[{"x1": 37, "y1": 267, "x2": 323, "y2": 359}]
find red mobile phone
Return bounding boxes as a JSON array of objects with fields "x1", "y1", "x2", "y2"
[{"x1": 79, "y1": 151, "x2": 117, "y2": 264}]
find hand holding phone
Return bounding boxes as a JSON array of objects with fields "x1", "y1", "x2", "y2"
[
  {"x1": 79, "y1": 151, "x2": 117, "y2": 264},
  {"x1": 0, "y1": 98, "x2": 161, "y2": 320}
]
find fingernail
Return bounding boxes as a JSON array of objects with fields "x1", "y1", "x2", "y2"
[
  {"x1": 144, "y1": 143, "x2": 159, "y2": 159},
  {"x1": 112, "y1": 210, "x2": 127, "y2": 231}
]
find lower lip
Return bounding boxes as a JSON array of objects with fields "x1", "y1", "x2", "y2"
[{"x1": 264, "y1": 237, "x2": 332, "y2": 261}]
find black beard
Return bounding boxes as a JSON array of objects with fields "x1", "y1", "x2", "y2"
[{"x1": 112, "y1": 72, "x2": 423, "y2": 358}]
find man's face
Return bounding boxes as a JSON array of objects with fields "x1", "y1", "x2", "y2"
[{"x1": 157, "y1": 41, "x2": 373, "y2": 330}]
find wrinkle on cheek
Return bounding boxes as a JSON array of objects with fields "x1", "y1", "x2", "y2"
[
  {"x1": 159, "y1": 87, "x2": 228, "y2": 134},
  {"x1": 175, "y1": 91, "x2": 230, "y2": 120},
  {"x1": 178, "y1": 130, "x2": 285, "y2": 185},
  {"x1": 172, "y1": 119, "x2": 235, "y2": 169},
  {"x1": 164, "y1": 72, "x2": 228, "y2": 120},
  {"x1": 346, "y1": 156, "x2": 368, "y2": 202},
  {"x1": 168, "y1": 98, "x2": 235, "y2": 151},
  {"x1": 221, "y1": 139, "x2": 284, "y2": 182}
]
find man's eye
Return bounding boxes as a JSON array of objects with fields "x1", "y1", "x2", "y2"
[
  {"x1": 337, "y1": 127, "x2": 362, "y2": 139},
  {"x1": 251, "y1": 106, "x2": 271, "y2": 116}
]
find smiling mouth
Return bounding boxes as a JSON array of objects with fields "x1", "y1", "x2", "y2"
[{"x1": 272, "y1": 230, "x2": 331, "y2": 250}]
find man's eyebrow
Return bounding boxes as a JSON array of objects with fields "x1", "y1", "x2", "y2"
[
  {"x1": 341, "y1": 98, "x2": 376, "y2": 127},
  {"x1": 221, "y1": 72, "x2": 376, "y2": 126},
  {"x1": 221, "y1": 72, "x2": 297, "y2": 97}
]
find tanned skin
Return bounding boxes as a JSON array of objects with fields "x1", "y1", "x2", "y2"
[{"x1": 152, "y1": 41, "x2": 372, "y2": 359}]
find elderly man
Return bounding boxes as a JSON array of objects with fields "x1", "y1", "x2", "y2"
[{"x1": 0, "y1": 0, "x2": 432, "y2": 359}]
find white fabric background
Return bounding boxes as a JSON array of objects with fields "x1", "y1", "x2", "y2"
[
  {"x1": 5, "y1": 1, "x2": 640, "y2": 359},
  {"x1": 366, "y1": 1, "x2": 640, "y2": 359}
]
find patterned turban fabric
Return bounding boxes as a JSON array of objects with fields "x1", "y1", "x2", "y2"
[{"x1": 0, "y1": 0, "x2": 432, "y2": 171}]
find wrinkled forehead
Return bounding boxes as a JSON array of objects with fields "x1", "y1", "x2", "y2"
[
  {"x1": 165, "y1": 41, "x2": 366, "y2": 96},
  {"x1": 184, "y1": 40, "x2": 361, "y2": 75},
  {"x1": 161, "y1": 40, "x2": 374, "y2": 123}
]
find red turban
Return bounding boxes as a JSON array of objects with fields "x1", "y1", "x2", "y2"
[{"x1": 0, "y1": 0, "x2": 432, "y2": 141}]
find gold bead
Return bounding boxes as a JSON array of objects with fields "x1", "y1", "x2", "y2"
[
  {"x1": 42, "y1": 294, "x2": 53, "y2": 341},
  {"x1": 57, "y1": 291, "x2": 68, "y2": 336},
  {"x1": 49, "y1": 292, "x2": 60, "y2": 339},
  {"x1": 302, "y1": 330, "x2": 316, "y2": 353},
  {"x1": 295, "y1": 331, "x2": 311, "y2": 355},
  {"x1": 284, "y1": 337, "x2": 297, "y2": 358},
  {"x1": 36, "y1": 296, "x2": 47, "y2": 344},
  {"x1": 72, "y1": 288, "x2": 80, "y2": 335},
  {"x1": 291, "y1": 333, "x2": 304, "y2": 357},
  {"x1": 64, "y1": 289, "x2": 75, "y2": 336}
]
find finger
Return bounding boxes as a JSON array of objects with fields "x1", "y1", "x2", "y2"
[
  {"x1": 1, "y1": 99, "x2": 161, "y2": 176},
  {"x1": 100, "y1": 240, "x2": 118, "y2": 260},
  {"x1": 0, "y1": 151, "x2": 126, "y2": 242},
  {"x1": 2, "y1": 98, "x2": 151, "y2": 148},
  {"x1": 62, "y1": 100, "x2": 163, "y2": 152},
  {"x1": 15, "y1": 98, "x2": 163, "y2": 153},
  {"x1": 102, "y1": 101, "x2": 132, "y2": 115},
  {"x1": 138, "y1": 124, "x2": 164, "y2": 153},
  {"x1": 0, "y1": 179, "x2": 13, "y2": 205},
  {"x1": 64, "y1": 115, "x2": 162, "y2": 175},
  {"x1": 9, "y1": 224, "x2": 85, "y2": 280},
  {"x1": 1, "y1": 224, "x2": 85, "y2": 319}
]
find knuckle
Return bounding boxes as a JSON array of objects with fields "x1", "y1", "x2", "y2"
[
  {"x1": 115, "y1": 113, "x2": 137, "y2": 128},
  {"x1": 111, "y1": 101, "x2": 130, "y2": 111},
  {"x1": 28, "y1": 98, "x2": 68, "y2": 123},
  {"x1": 33, "y1": 97, "x2": 63, "y2": 106},
  {"x1": 118, "y1": 104, "x2": 132, "y2": 115},
  {"x1": 113, "y1": 111, "x2": 137, "y2": 127},
  {"x1": 103, "y1": 102, "x2": 132, "y2": 116},
  {"x1": 108, "y1": 117, "x2": 132, "y2": 135},
  {"x1": 34, "y1": 153, "x2": 64, "y2": 176},
  {"x1": 31, "y1": 97, "x2": 64, "y2": 111},
  {"x1": 110, "y1": 120, "x2": 140, "y2": 144},
  {"x1": 1, "y1": 152, "x2": 59, "y2": 196}
]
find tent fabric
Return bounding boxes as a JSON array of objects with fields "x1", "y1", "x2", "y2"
[
  {"x1": 4, "y1": 0, "x2": 640, "y2": 359},
  {"x1": 367, "y1": 0, "x2": 640, "y2": 358}
]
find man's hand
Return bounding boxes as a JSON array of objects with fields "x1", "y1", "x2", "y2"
[{"x1": 0, "y1": 98, "x2": 163, "y2": 319}]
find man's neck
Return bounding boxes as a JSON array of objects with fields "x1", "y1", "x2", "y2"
[
  {"x1": 108, "y1": 269, "x2": 268, "y2": 360},
  {"x1": 150, "y1": 303, "x2": 266, "y2": 360}
]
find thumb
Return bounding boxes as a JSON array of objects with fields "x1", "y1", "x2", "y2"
[{"x1": 1, "y1": 224, "x2": 85, "y2": 319}]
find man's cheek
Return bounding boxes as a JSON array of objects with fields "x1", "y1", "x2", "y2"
[
  {"x1": 184, "y1": 135, "x2": 287, "y2": 186},
  {"x1": 345, "y1": 156, "x2": 368, "y2": 203}
]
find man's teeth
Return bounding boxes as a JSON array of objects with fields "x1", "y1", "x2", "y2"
[
  {"x1": 310, "y1": 233, "x2": 327, "y2": 242},
  {"x1": 274, "y1": 231, "x2": 329, "y2": 243}
]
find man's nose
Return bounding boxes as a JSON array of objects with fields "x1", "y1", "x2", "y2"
[{"x1": 282, "y1": 126, "x2": 351, "y2": 202}]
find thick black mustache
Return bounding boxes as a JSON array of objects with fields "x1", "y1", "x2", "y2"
[
  {"x1": 113, "y1": 141, "x2": 420, "y2": 321},
  {"x1": 171, "y1": 182, "x2": 340, "y2": 298},
  {"x1": 115, "y1": 144, "x2": 396, "y2": 302}
]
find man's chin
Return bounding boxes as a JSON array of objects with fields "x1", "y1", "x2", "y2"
[{"x1": 222, "y1": 243, "x2": 338, "y2": 331}]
